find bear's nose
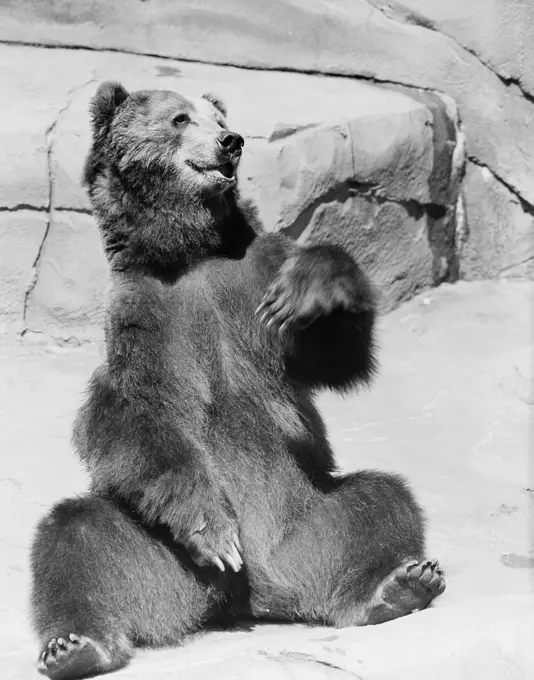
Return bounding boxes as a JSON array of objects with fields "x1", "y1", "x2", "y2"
[{"x1": 217, "y1": 131, "x2": 245, "y2": 153}]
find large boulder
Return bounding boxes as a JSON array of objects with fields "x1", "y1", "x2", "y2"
[{"x1": 0, "y1": 44, "x2": 462, "y2": 342}]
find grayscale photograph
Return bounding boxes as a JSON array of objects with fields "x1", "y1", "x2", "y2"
[{"x1": 0, "y1": 2, "x2": 532, "y2": 679}]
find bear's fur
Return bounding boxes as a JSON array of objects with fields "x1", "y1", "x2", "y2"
[{"x1": 30, "y1": 82, "x2": 445, "y2": 679}]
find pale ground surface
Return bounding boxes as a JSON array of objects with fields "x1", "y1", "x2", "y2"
[{"x1": 0, "y1": 280, "x2": 532, "y2": 679}]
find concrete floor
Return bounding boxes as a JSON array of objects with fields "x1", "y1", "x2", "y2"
[{"x1": 0, "y1": 280, "x2": 532, "y2": 679}]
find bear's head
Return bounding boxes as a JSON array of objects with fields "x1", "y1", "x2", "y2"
[
  {"x1": 84, "y1": 81, "x2": 244, "y2": 200},
  {"x1": 83, "y1": 82, "x2": 252, "y2": 273}
]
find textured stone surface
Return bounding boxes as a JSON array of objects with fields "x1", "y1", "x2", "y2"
[
  {"x1": 0, "y1": 210, "x2": 47, "y2": 336},
  {"x1": 288, "y1": 194, "x2": 455, "y2": 307},
  {"x1": 367, "y1": 0, "x2": 534, "y2": 96},
  {"x1": 1, "y1": 1, "x2": 533, "y2": 339},
  {"x1": 0, "y1": 43, "x2": 462, "y2": 338},
  {"x1": 0, "y1": 45, "x2": 95, "y2": 211},
  {"x1": 25, "y1": 211, "x2": 108, "y2": 341},
  {"x1": 1, "y1": 0, "x2": 533, "y2": 209},
  {"x1": 1, "y1": 281, "x2": 532, "y2": 678},
  {"x1": 241, "y1": 98, "x2": 452, "y2": 228},
  {"x1": 460, "y1": 162, "x2": 534, "y2": 279}
]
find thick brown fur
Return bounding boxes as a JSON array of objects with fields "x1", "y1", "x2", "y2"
[{"x1": 30, "y1": 82, "x2": 443, "y2": 679}]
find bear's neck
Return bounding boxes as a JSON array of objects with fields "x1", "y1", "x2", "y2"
[{"x1": 96, "y1": 184, "x2": 256, "y2": 283}]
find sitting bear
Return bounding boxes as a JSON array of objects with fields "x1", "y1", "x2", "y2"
[{"x1": 30, "y1": 82, "x2": 445, "y2": 680}]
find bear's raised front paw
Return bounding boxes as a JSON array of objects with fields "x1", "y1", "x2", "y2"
[
  {"x1": 256, "y1": 255, "x2": 353, "y2": 335},
  {"x1": 185, "y1": 512, "x2": 243, "y2": 573}
]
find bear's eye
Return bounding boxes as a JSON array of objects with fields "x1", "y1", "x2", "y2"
[
  {"x1": 172, "y1": 113, "x2": 190, "y2": 126},
  {"x1": 217, "y1": 121, "x2": 226, "y2": 129}
]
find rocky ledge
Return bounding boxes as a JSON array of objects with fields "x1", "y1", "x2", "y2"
[{"x1": 0, "y1": 44, "x2": 463, "y2": 342}]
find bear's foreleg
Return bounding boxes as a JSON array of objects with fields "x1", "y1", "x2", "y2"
[
  {"x1": 30, "y1": 495, "x2": 222, "y2": 679},
  {"x1": 255, "y1": 242, "x2": 377, "y2": 391}
]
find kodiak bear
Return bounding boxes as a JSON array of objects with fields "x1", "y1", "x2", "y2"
[{"x1": 30, "y1": 82, "x2": 445, "y2": 680}]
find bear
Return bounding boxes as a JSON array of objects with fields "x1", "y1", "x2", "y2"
[{"x1": 30, "y1": 82, "x2": 445, "y2": 680}]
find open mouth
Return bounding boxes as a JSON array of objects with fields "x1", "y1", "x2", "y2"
[
  {"x1": 188, "y1": 160, "x2": 236, "y2": 182},
  {"x1": 218, "y1": 162, "x2": 234, "y2": 179}
]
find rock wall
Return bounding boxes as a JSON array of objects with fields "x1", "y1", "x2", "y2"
[{"x1": 0, "y1": 0, "x2": 532, "y2": 341}]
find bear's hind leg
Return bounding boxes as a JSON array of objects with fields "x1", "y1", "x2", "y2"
[
  {"x1": 251, "y1": 469, "x2": 445, "y2": 627},
  {"x1": 31, "y1": 495, "x2": 218, "y2": 679},
  {"x1": 324, "y1": 470, "x2": 446, "y2": 627}
]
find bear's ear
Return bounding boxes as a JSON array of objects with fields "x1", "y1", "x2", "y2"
[
  {"x1": 89, "y1": 81, "x2": 130, "y2": 133},
  {"x1": 202, "y1": 92, "x2": 227, "y2": 118}
]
